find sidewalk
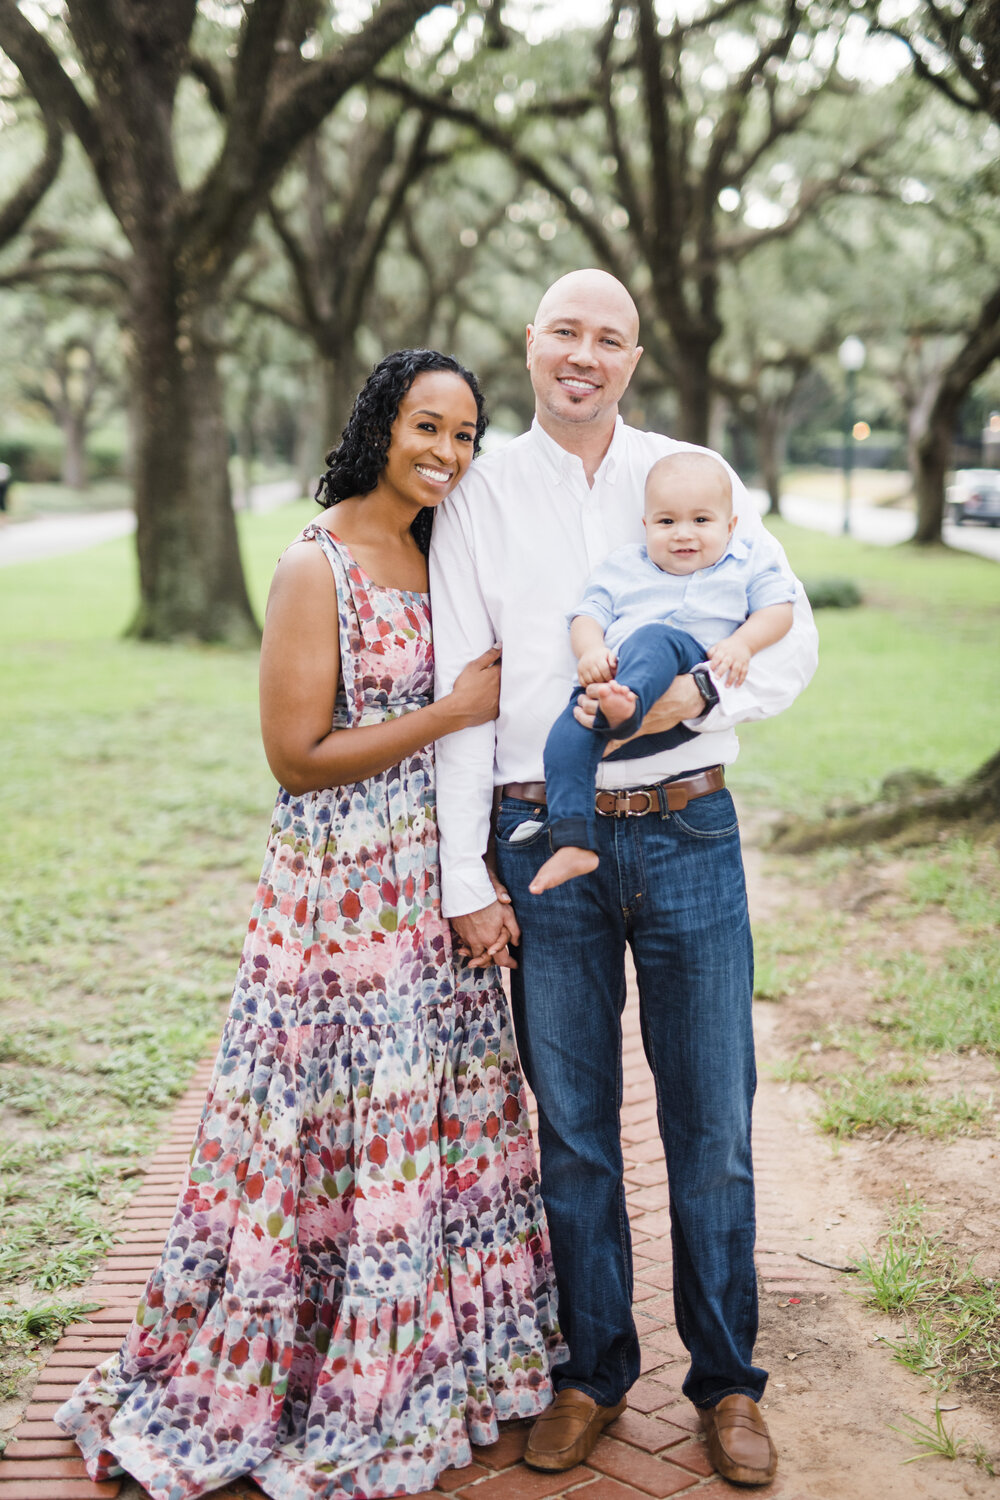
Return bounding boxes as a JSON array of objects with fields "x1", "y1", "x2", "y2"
[
  {"x1": 752, "y1": 489, "x2": 1000, "y2": 563},
  {"x1": 0, "y1": 975, "x2": 824, "y2": 1500},
  {"x1": 0, "y1": 481, "x2": 301, "y2": 568}
]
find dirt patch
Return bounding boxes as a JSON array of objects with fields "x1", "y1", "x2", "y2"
[
  {"x1": 743, "y1": 829, "x2": 1000, "y2": 1492},
  {"x1": 753, "y1": 1049, "x2": 998, "y2": 1498}
]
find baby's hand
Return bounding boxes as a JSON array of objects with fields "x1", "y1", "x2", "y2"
[
  {"x1": 706, "y1": 639, "x2": 751, "y2": 687},
  {"x1": 577, "y1": 646, "x2": 617, "y2": 686}
]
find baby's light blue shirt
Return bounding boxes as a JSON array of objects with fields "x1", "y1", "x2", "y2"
[{"x1": 573, "y1": 533, "x2": 796, "y2": 654}]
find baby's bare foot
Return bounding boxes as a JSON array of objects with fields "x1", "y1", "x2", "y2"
[
  {"x1": 590, "y1": 680, "x2": 637, "y2": 730},
  {"x1": 530, "y1": 846, "x2": 599, "y2": 894}
]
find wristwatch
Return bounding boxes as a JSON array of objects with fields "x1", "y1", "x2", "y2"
[{"x1": 691, "y1": 666, "x2": 719, "y2": 714}]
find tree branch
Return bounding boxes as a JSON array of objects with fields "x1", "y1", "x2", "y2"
[
  {"x1": 266, "y1": 198, "x2": 323, "y2": 330},
  {"x1": 344, "y1": 113, "x2": 434, "y2": 314},
  {"x1": 184, "y1": 0, "x2": 437, "y2": 280},
  {"x1": 718, "y1": 152, "x2": 888, "y2": 262},
  {"x1": 0, "y1": 255, "x2": 127, "y2": 290},
  {"x1": 188, "y1": 54, "x2": 230, "y2": 115},
  {"x1": 0, "y1": 1, "x2": 99, "y2": 163},
  {"x1": 932, "y1": 276, "x2": 1000, "y2": 411},
  {"x1": 257, "y1": 0, "x2": 439, "y2": 178},
  {"x1": 0, "y1": 106, "x2": 63, "y2": 249},
  {"x1": 373, "y1": 75, "x2": 632, "y2": 282},
  {"x1": 596, "y1": 0, "x2": 649, "y2": 263},
  {"x1": 234, "y1": 290, "x2": 308, "y2": 333},
  {"x1": 871, "y1": 21, "x2": 981, "y2": 115},
  {"x1": 633, "y1": 0, "x2": 674, "y2": 257}
]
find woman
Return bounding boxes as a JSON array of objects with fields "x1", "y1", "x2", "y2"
[{"x1": 57, "y1": 350, "x2": 561, "y2": 1499}]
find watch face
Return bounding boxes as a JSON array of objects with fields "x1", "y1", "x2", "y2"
[{"x1": 694, "y1": 669, "x2": 718, "y2": 707}]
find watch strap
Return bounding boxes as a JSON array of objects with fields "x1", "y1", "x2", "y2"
[{"x1": 691, "y1": 666, "x2": 720, "y2": 711}]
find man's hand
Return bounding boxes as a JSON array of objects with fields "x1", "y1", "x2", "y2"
[
  {"x1": 451, "y1": 898, "x2": 520, "y2": 969},
  {"x1": 573, "y1": 672, "x2": 706, "y2": 749}
]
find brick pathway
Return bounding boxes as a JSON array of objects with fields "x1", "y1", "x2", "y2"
[{"x1": 1, "y1": 984, "x2": 826, "y2": 1500}]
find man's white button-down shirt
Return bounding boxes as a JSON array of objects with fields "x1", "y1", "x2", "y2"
[{"x1": 429, "y1": 416, "x2": 818, "y2": 918}]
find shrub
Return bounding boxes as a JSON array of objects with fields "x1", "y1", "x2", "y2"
[
  {"x1": 0, "y1": 424, "x2": 127, "y2": 483},
  {"x1": 0, "y1": 427, "x2": 64, "y2": 482},
  {"x1": 803, "y1": 576, "x2": 863, "y2": 609}
]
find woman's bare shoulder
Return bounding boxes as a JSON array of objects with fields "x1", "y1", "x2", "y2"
[
  {"x1": 265, "y1": 531, "x2": 340, "y2": 621},
  {"x1": 273, "y1": 529, "x2": 338, "y2": 581}
]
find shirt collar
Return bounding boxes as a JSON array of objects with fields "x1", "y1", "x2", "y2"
[{"x1": 528, "y1": 414, "x2": 623, "y2": 489}]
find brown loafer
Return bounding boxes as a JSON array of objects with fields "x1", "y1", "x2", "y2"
[
  {"x1": 524, "y1": 1387, "x2": 627, "y2": 1471},
  {"x1": 701, "y1": 1394, "x2": 777, "y2": 1485}
]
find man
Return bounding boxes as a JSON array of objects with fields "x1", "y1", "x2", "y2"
[{"x1": 429, "y1": 270, "x2": 817, "y2": 1486}]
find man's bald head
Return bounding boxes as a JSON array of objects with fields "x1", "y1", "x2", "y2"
[{"x1": 533, "y1": 269, "x2": 640, "y2": 345}]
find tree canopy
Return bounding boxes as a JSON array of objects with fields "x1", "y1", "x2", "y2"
[{"x1": 1, "y1": 0, "x2": 999, "y2": 633}]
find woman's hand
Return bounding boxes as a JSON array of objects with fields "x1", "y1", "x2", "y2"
[{"x1": 448, "y1": 645, "x2": 502, "y2": 728}]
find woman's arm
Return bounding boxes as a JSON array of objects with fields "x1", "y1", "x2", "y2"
[{"x1": 259, "y1": 542, "x2": 500, "y2": 795}]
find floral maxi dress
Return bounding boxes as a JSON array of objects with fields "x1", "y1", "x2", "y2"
[{"x1": 56, "y1": 525, "x2": 562, "y2": 1499}]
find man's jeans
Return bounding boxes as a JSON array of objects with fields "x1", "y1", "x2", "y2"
[
  {"x1": 542, "y1": 623, "x2": 704, "y2": 853},
  {"x1": 495, "y1": 784, "x2": 765, "y2": 1410}
]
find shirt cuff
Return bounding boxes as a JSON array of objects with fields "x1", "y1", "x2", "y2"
[
  {"x1": 683, "y1": 664, "x2": 764, "y2": 732},
  {"x1": 440, "y1": 857, "x2": 496, "y2": 920},
  {"x1": 684, "y1": 661, "x2": 744, "y2": 731}
]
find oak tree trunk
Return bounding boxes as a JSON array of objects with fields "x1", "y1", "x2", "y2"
[
  {"x1": 757, "y1": 406, "x2": 787, "y2": 518},
  {"x1": 127, "y1": 271, "x2": 256, "y2": 644},
  {"x1": 912, "y1": 403, "x2": 953, "y2": 545},
  {"x1": 320, "y1": 350, "x2": 366, "y2": 459},
  {"x1": 673, "y1": 344, "x2": 713, "y2": 447},
  {"x1": 60, "y1": 409, "x2": 88, "y2": 490},
  {"x1": 294, "y1": 366, "x2": 324, "y2": 503}
]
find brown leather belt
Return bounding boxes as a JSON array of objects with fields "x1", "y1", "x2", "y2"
[{"x1": 502, "y1": 766, "x2": 725, "y2": 818}]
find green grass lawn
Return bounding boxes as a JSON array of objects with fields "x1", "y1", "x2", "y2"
[
  {"x1": 0, "y1": 501, "x2": 315, "y2": 1399},
  {"x1": 731, "y1": 521, "x2": 1000, "y2": 811}
]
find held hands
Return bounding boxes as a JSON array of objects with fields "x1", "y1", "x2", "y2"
[
  {"x1": 576, "y1": 645, "x2": 617, "y2": 686},
  {"x1": 451, "y1": 885, "x2": 520, "y2": 970},
  {"x1": 706, "y1": 638, "x2": 750, "y2": 687},
  {"x1": 449, "y1": 645, "x2": 502, "y2": 728}
]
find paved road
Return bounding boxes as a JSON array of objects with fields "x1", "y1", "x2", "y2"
[
  {"x1": 754, "y1": 488, "x2": 1000, "y2": 563},
  {"x1": 0, "y1": 479, "x2": 302, "y2": 568}
]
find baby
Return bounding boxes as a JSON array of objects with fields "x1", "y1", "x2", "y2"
[{"x1": 530, "y1": 450, "x2": 795, "y2": 893}]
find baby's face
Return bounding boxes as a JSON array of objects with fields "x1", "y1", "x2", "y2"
[{"x1": 643, "y1": 474, "x2": 736, "y2": 575}]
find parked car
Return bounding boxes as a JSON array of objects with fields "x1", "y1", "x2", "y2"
[{"x1": 945, "y1": 469, "x2": 1000, "y2": 525}]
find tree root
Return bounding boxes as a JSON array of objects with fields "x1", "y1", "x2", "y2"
[{"x1": 770, "y1": 749, "x2": 1000, "y2": 852}]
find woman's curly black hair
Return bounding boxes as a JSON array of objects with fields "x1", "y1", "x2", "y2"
[{"x1": 315, "y1": 349, "x2": 488, "y2": 555}]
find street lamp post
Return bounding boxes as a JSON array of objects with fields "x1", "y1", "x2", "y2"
[{"x1": 838, "y1": 336, "x2": 866, "y2": 535}]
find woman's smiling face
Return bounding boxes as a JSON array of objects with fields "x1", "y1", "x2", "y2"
[{"x1": 380, "y1": 370, "x2": 480, "y2": 510}]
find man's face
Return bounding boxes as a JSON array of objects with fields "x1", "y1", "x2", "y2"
[{"x1": 526, "y1": 281, "x2": 642, "y2": 430}]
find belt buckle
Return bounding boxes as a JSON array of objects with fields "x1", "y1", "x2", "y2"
[{"x1": 619, "y1": 789, "x2": 653, "y2": 817}]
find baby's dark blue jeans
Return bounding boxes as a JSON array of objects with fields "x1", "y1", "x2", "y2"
[{"x1": 542, "y1": 622, "x2": 706, "y2": 852}]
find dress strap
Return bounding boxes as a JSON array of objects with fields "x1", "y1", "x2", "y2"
[{"x1": 298, "y1": 522, "x2": 366, "y2": 728}]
